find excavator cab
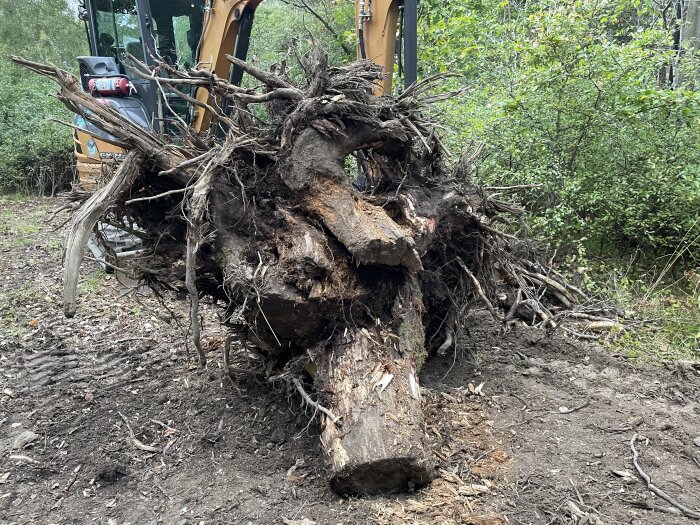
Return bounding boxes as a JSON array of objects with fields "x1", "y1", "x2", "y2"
[
  {"x1": 74, "y1": 0, "x2": 208, "y2": 186},
  {"x1": 74, "y1": 0, "x2": 418, "y2": 186}
]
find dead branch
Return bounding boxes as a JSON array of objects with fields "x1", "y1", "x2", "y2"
[
  {"x1": 630, "y1": 433, "x2": 700, "y2": 519},
  {"x1": 62, "y1": 151, "x2": 143, "y2": 317}
]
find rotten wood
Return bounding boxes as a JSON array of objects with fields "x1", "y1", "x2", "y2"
[{"x1": 311, "y1": 278, "x2": 434, "y2": 495}]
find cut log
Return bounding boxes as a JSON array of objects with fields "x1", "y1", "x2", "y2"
[{"x1": 311, "y1": 278, "x2": 434, "y2": 495}]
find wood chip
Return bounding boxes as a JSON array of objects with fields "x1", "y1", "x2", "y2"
[{"x1": 459, "y1": 483, "x2": 490, "y2": 496}]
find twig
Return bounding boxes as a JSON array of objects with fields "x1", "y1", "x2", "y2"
[
  {"x1": 630, "y1": 500, "x2": 684, "y2": 516},
  {"x1": 558, "y1": 400, "x2": 590, "y2": 414},
  {"x1": 484, "y1": 183, "x2": 543, "y2": 191},
  {"x1": 569, "y1": 477, "x2": 584, "y2": 505},
  {"x1": 44, "y1": 202, "x2": 79, "y2": 223},
  {"x1": 118, "y1": 412, "x2": 160, "y2": 453},
  {"x1": 292, "y1": 378, "x2": 340, "y2": 424},
  {"x1": 561, "y1": 326, "x2": 600, "y2": 340},
  {"x1": 150, "y1": 419, "x2": 178, "y2": 433},
  {"x1": 455, "y1": 257, "x2": 502, "y2": 322},
  {"x1": 84, "y1": 256, "x2": 137, "y2": 278},
  {"x1": 62, "y1": 464, "x2": 81, "y2": 495},
  {"x1": 630, "y1": 433, "x2": 700, "y2": 519},
  {"x1": 125, "y1": 187, "x2": 188, "y2": 205}
]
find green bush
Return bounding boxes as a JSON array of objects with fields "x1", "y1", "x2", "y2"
[
  {"x1": 0, "y1": 0, "x2": 86, "y2": 195},
  {"x1": 0, "y1": 61, "x2": 76, "y2": 194},
  {"x1": 419, "y1": 0, "x2": 700, "y2": 265}
]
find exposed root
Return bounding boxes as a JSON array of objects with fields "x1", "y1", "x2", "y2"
[
  {"x1": 292, "y1": 377, "x2": 341, "y2": 424},
  {"x1": 62, "y1": 151, "x2": 143, "y2": 317},
  {"x1": 630, "y1": 433, "x2": 700, "y2": 520}
]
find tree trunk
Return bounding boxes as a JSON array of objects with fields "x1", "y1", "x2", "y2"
[
  {"x1": 675, "y1": 0, "x2": 700, "y2": 88},
  {"x1": 312, "y1": 277, "x2": 433, "y2": 495}
]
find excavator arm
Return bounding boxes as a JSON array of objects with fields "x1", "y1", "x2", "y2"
[
  {"x1": 356, "y1": 0, "x2": 417, "y2": 94},
  {"x1": 191, "y1": 0, "x2": 263, "y2": 131},
  {"x1": 191, "y1": 0, "x2": 417, "y2": 130}
]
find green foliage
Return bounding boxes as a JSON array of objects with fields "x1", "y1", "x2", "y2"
[
  {"x1": 246, "y1": 0, "x2": 353, "y2": 79},
  {"x1": 419, "y1": 0, "x2": 700, "y2": 265},
  {"x1": 598, "y1": 267, "x2": 700, "y2": 361},
  {"x1": 0, "y1": 0, "x2": 87, "y2": 194}
]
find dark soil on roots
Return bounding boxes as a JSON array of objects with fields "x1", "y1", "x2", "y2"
[{"x1": 1, "y1": 197, "x2": 699, "y2": 524}]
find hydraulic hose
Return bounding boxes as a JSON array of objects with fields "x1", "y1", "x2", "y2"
[{"x1": 358, "y1": 0, "x2": 368, "y2": 60}]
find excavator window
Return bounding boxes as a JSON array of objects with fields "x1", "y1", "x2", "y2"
[
  {"x1": 92, "y1": 0, "x2": 143, "y2": 63},
  {"x1": 149, "y1": 0, "x2": 204, "y2": 70}
]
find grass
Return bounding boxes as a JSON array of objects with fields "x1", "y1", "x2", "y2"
[
  {"x1": 0, "y1": 282, "x2": 47, "y2": 337},
  {"x1": 612, "y1": 294, "x2": 700, "y2": 363},
  {"x1": 599, "y1": 266, "x2": 700, "y2": 363},
  {"x1": 0, "y1": 198, "x2": 49, "y2": 248},
  {"x1": 78, "y1": 272, "x2": 105, "y2": 294}
]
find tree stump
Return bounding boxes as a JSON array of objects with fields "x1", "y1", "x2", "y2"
[{"x1": 12, "y1": 48, "x2": 584, "y2": 495}]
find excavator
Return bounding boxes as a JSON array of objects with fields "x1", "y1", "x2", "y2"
[{"x1": 73, "y1": 0, "x2": 418, "y2": 185}]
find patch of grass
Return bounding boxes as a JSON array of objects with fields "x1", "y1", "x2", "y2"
[
  {"x1": 0, "y1": 282, "x2": 46, "y2": 337},
  {"x1": 0, "y1": 199, "x2": 49, "y2": 248},
  {"x1": 78, "y1": 272, "x2": 105, "y2": 295},
  {"x1": 0, "y1": 193, "x2": 30, "y2": 203},
  {"x1": 600, "y1": 268, "x2": 700, "y2": 364}
]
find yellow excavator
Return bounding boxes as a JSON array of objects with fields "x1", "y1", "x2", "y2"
[{"x1": 73, "y1": 0, "x2": 417, "y2": 184}]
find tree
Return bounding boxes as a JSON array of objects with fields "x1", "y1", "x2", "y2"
[
  {"x1": 417, "y1": 0, "x2": 700, "y2": 264},
  {"x1": 0, "y1": 0, "x2": 87, "y2": 194}
]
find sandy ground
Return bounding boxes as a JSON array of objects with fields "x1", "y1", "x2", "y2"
[{"x1": 1, "y1": 197, "x2": 699, "y2": 525}]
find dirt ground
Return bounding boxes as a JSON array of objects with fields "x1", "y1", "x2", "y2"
[{"x1": 1, "y1": 197, "x2": 699, "y2": 525}]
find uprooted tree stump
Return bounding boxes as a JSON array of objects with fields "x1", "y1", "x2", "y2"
[{"x1": 13, "y1": 49, "x2": 589, "y2": 494}]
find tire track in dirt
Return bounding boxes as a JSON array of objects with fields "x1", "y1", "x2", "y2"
[{"x1": 14, "y1": 332, "x2": 161, "y2": 396}]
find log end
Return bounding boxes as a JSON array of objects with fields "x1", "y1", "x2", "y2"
[
  {"x1": 63, "y1": 302, "x2": 77, "y2": 318},
  {"x1": 330, "y1": 456, "x2": 434, "y2": 495}
]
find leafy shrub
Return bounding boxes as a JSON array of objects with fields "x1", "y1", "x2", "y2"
[
  {"x1": 0, "y1": 0, "x2": 86, "y2": 195},
  {"x1": 0, "y1": 61, "x2": 76, "y2": 194},
  {"x1": 419, "y1": 0, "x2": 700, "y2": 265}
]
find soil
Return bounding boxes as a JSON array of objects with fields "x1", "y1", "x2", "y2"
[{"x1": 1, "y1": 197, "x2": 699, "y2": 525}]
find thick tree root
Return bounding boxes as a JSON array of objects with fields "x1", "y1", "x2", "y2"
[{"x1": 62, "y1": 151, "x2": 142, "y2": 317}]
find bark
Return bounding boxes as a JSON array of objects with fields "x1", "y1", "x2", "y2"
[{"x1": 311, "y1": 277, "x2": 433, "y2": 494}]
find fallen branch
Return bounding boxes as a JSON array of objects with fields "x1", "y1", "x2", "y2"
[{"x1": 630, "y1": 433, "x2": 700, "y2": 520}]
